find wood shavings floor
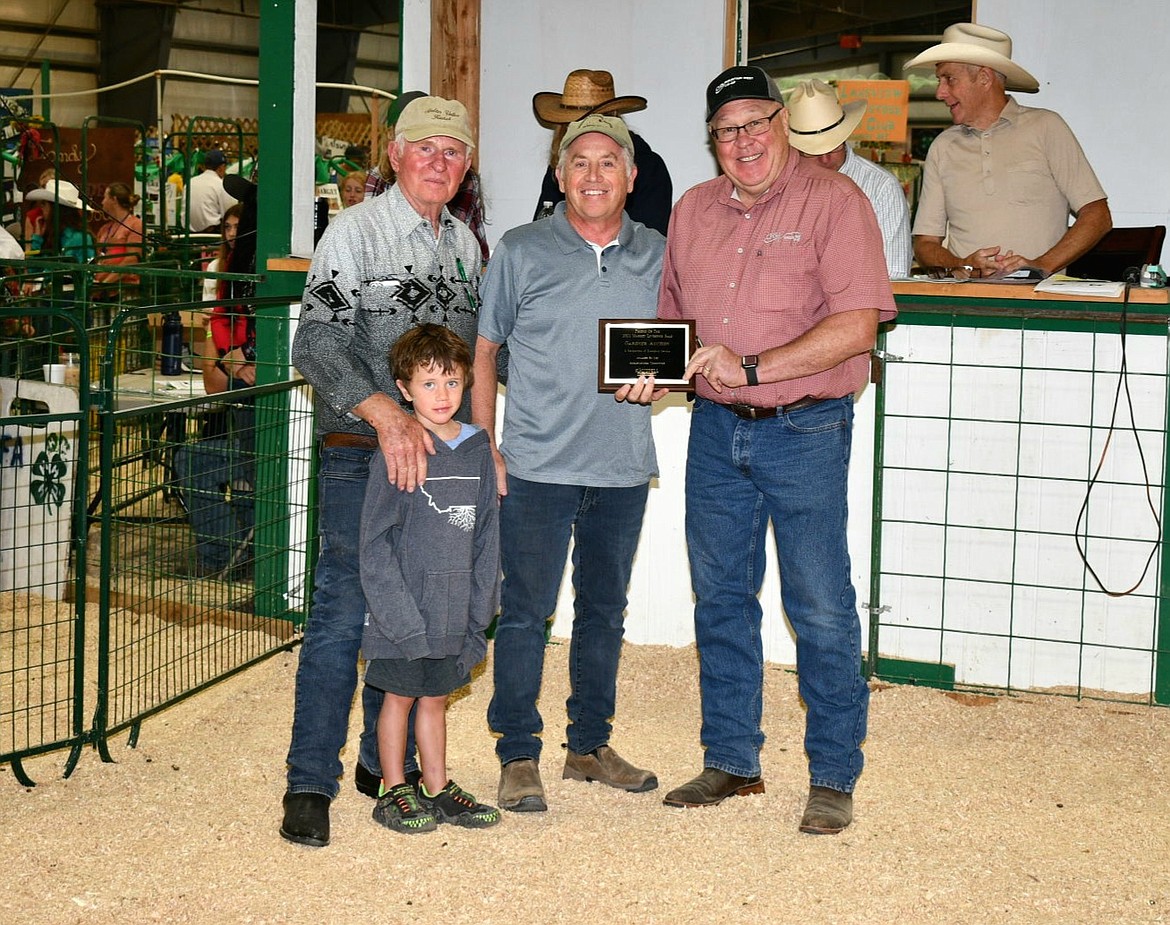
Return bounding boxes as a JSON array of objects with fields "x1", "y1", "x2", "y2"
[{"x1": 3, "y1": 641, "x2": 1168, "y2": 925}]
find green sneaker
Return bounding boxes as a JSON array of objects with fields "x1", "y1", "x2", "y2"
[
  {"x1": 372, "y1": 783, "x2": 437, "y2": 834},
  {"x1": 422, "y1": 780, "x2": 501, "y2": 828}
]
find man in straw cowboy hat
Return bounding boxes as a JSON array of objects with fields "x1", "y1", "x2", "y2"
[
  {"x1": 658, "y1": 65, "x2": 895, "y2": 835},
  {"x1": 786, "y1": 78, "x2": 912, "y2": 278},
  {"x1": 904, "y1": 22, "x2": 1110, "y2": 278},
  {"x1": 532, "y1": 69, "x2": 672, "y2": 235}
]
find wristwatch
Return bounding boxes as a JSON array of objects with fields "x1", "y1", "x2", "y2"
[{"x1": 741, "y1": 354, "x2": 759, "y2": 387}]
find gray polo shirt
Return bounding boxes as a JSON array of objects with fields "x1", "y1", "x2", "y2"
[{"x1": 478, "y1": 203, "x2": 664, "y2": 488}]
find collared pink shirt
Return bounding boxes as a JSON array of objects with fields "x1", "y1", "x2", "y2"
[{"x1": 659, "y1": 153, "x2": 896, "y2": 407}]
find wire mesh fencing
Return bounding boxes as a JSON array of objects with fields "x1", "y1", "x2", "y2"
[
  {"x1": 2, "y1": 284, "x2": 314, "y2": 785},
  {"x1": 868, "y1": 301, "x2": 1170, "y2": 705},
  {"x1": 92, "y1": 380, "x2": 313, "y2": 750},
  {"x1": 1, "y1": 308, "x2": 90, "y2": 780}
]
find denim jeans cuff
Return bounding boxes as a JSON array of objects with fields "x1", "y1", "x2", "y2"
[
  {"x1": 499, "y1": 753, "x2": 540, "y2": 766},
  {"x1": 285, "y1": 785, "x2": 335, "y2": 800},
  {"x1": 705, "y1": 759, "x2": 762, "y2": 778},
  {"x1": 809, "y1": 777, "x2": 855, "y2": 794}
]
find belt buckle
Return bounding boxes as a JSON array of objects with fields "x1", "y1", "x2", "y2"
[{"x1": 726, "y1": 402, "x2": 760, "y2": 420}]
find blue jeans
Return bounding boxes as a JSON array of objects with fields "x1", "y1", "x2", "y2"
[
  {"x1": 285, "y1": 444, "x2": 416, "y2": 797},
  {"x1": 489, "y1": 475, "x2": 649, "y2": 764},
  {"x1": 174, "y1": 436, "x2": 254, "y2": 571},
  {"x1": 685, "y1": 397, "x2": 868, "y2": 792}
]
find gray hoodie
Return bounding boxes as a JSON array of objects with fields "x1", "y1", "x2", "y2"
[{"x1": 359, "y1": 427, "x2": 499, "y2": 677}]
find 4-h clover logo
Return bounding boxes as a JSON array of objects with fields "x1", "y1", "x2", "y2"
[{"x1": 29, "y1": 431, "x2": 70, "y2": 514}]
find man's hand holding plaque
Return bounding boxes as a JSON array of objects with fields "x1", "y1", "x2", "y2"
[{"x1": 599, "y1": 319, "x2": 697, "y2": 398}]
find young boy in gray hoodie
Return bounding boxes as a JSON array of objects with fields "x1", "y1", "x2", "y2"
[{"x1": 360, "y1": 323, "x2": 500, "y2": 833}]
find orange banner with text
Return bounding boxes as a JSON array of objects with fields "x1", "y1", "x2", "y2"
[{"x1": 836, "y1": 80, "x2": 909, "y2": 143}]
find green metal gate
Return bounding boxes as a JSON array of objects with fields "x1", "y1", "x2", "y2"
[{"x1": 2, "y1": 268, "x2": 315, "y2": 785}]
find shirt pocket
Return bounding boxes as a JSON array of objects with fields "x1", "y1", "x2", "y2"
[
  {"x1": 421, "y1": 569, "x2": 473, "y2": 638},
  {"x1": 747, "y1": 238, "x2": 819, "y2": 314},
  {"x1": 358, "y1": 275, "x2": 413, "y2": 319},
  {"x1": 1006, "y1": 160, "x2": 1057, "y2": 206}
]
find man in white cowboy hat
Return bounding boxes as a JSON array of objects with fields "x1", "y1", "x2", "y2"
[
  {"x1": 904, "y1": 22, "x2": 1110, "y2": 278},
  {"x1": 532, "y1": 68, "x2": 673, "y2": 235},
  {"x1": 787, "y1": 78, "x2": 912, "y2": 278},
  {"x1": 24, "y1": 180, "x2": 96, "y2": 261},
  {"x1": 473, "y1": 113, "x2": 663, "y2": 813}
]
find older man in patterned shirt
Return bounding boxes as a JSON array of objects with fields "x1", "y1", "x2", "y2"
[{"x1": 281, "y1": 96, "x2": 482, "y2": 848}]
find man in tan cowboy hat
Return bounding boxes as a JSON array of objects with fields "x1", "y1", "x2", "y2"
[
  {"x1": 532, "y1": 68, "x2": 673, "y2": 235},
  {"x1": 904, "y1": 22, "x2": 1110, "y2": 278},
  {"x1": 787, "y1": 79, "x2": 911, "y2": 277}
]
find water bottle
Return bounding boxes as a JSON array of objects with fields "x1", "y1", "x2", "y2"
[{"x1": 161, "y1": 312, "x2": 184, "y2": 375}]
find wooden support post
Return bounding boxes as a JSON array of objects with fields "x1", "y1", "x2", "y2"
[
  {"x1": 725, "y1": 0, "x2": 743, "y2": 67},
  {"x1": 430, "y1": 0, "x2": 481, "y2": 150}
]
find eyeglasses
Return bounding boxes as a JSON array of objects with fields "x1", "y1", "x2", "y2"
[{"x1": 709, "y1": 108, "x2": 783, "y2": 144}]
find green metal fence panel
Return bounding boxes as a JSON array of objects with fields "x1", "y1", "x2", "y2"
[
  {"x1": 1, "y1": 272, "x2": 316, "y2": 784},
  {"x1": 870, "y1": 292, "x2": 1170, "y2": 705},
  {"x1": 92, "y1": 379, "x2": 312, "y2": 750},
  {"x1": 1, "y1": 306, "x2": 91, "y2": 786},
  {"x1": 92, "y1": 292, "x2": 312, "y2": 753}
]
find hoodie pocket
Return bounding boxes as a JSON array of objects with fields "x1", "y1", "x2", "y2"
[{"x1": 421, "y1": 569, "x2": 473, "y2": 638}]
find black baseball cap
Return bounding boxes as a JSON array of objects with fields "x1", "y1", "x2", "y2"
[
  {"x1": 705, "y1": 66, "x2": 784, "y2": 121},
  {"x1": 389, "y1": 89, "x2": 428, "y2": 124}
]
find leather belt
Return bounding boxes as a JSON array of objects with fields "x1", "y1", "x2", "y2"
[
  {"x1": 321, "y1": 432, "x2": 379, "y2": 450},
  {"x1": 719, "y1": 396, "x2": 825, "y2": 420}
]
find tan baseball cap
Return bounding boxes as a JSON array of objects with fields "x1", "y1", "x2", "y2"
[
  {"x1": 395, "y1": 96, "x2": 475, "y2": 149},
  {"x1": 558, "y1": 114, "x2": 635, "y2": 159}
]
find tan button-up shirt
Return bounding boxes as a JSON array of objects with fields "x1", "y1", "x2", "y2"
[{"x1": 913, "y1": 97, "x2": 1107, "y2": 262}]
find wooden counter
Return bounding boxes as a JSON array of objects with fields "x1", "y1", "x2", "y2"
[
  {"x1": 893, "y1": 279, "x2": 1169, "y2": 304},
  {"x1": 891, "y1": 279, "x2": 1170, "y2": 330},
  {"x1": 267, "y1": 257, "x2": 312, "y2": 273}
]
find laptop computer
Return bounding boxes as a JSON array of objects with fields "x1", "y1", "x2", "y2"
[
  {"x1": 1065, "y1": 249, "x2": 1144, "y2": 282},
  {"x1": 1065, "y1": 227, "x2": 1165, "y2": 281}
]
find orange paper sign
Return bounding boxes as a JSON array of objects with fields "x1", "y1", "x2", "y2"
[{"x1": 836, "y1": 80, "x2": 909, "y2": 143}]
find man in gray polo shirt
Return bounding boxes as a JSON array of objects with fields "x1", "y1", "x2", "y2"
[{"x1": 472, "y1": 113, "x2": 664, "y2": 813}]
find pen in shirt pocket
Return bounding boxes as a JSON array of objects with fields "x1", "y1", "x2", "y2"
[{"x1": 455, "y1": 257, "x2": 478, "y2": 311}]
